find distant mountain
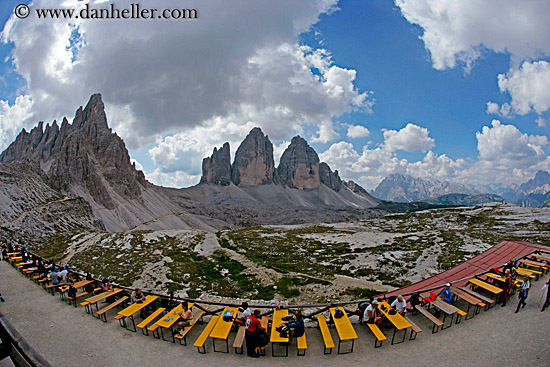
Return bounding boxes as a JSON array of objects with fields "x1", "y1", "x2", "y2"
[
  {"x1": 508, "y1": 171, "x2": 550, "y2": 208},
  {"x1": 373, "y1": 173, "x2": 475, "y2": 202},
  {"x1": 421, "y1": 193, "x2": 505, "y2": 206}
]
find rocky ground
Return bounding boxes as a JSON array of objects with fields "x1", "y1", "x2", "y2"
[{"x1": 21, "y1": 203, "x2": 550, "y2": 304}]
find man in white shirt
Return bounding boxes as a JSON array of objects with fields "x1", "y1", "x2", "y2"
[{"x1": 391, "y1": 295, "x2": 407, "y2": 315}]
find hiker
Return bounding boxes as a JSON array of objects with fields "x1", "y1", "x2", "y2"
[
  {"x1": 178, "y1": 302, "x2": 193, "y2": 326},
  {"x1": 391, "y1": 295, "x2": 408, "y2": 315},
  {"x1": 501, "y1": 269, "x2": 512, "y2": 307},
  {"x1": 515, "y1": 277, "x2": 530, "y2": 313},
  {"x1": 541, "y1": 278, "x2": 550, "y2": 312},
  {"x1": 58, "y1": 268, "x2": 69, "y2": 284},
  {"x1": 235, "y1": 301, "x2": 251, "y2": 325},
  {"x1": 280, "y1": 311, "x2": 305, "y2": 339},
  {"x1": 408, "y1": 292, "x2": 422, "y2": 313},
  {"x1": 364, "y1": 299, "x2": 383, "y2": 327},
  {"x1": 131, "y1": 288, "x2": 146, "y2": 304},
  {"x1": 439, "y1": 283, "x2": 453, "y2": 304},
  {"x1": 49, "y1": 269, "x2": 60, "y2": 285},
  {"x1": 245, "y1": 309, "x2": 263, "y2": 358}
]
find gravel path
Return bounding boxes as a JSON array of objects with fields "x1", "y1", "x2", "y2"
[{"x1": 1, "y1": 260, "x2": 548, "y2": 367}]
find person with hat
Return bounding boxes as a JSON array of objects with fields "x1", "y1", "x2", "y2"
[
  {"x1": 439, "y1": 283, "x2": 453, "y2": 304},
  {"x1": 391, "y1": 295, "x2": 408, "y2": 315},
  {"x1": 364, "y1": 300, "x2": 383, "y2": 327}
]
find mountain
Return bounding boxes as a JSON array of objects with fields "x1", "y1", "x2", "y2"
[
  {"x1": 373, "y1": 173, "x2": 475, "y2": 202},
  {"x1": 508, "y1": 170, "x2": 550, "y2": 207},
  {"x1": 0, "y1": 94, "x2": 383, "y2": 234}
]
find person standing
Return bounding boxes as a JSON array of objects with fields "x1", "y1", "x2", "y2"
[
  {"x1": 515, "y1": 277, "x2": 530, "y2": 313},
  {"x1": 245, "y1": 309, "x2": 262, "y2": 358},
  {"x1": 501, "y1": 269, "x2": 512, "y2": 307},
  {"x1": 542, "y1": 278, "x2": 550, "y2": 312}
]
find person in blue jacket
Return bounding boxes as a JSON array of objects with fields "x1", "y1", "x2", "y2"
[
  {"x1": 439, "y1": 283, "x2": 453, "y2": 304},
  {"x1": 285, "y1": 311, "x2": 305, "y2": 339}
]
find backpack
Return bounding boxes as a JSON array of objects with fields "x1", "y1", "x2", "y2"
[
  {"x1": 257, "y1": 329, "x2": 269, "y2": 347},
  {"x1": 358, "y1": 302, "x2": 369, "y2": 313}
]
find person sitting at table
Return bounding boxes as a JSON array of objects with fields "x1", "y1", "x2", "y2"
[
  {"x1": 364, "y1": 299, "x2": 383, "y2": 327},
  {"x1": 101, "y1": 278, "x2": 113, "y2": 291},
  {"x1": 408, "y1": 292, "x2": 423, "y2": 313},
  {"x1": 67, "y1": 284, "x2": 77, "y2": 300},
  {"x1": 178, "y1": 302, "x2": 193, "y2": 326},
  {"x1": 84, "y1": 273, "x2": 95, "y2": 293},
  {"x1": 281, "y1": 311, "x2": 305, "y2": 340},
  {"x1": 439, "y1": 283, "x2": 453, "y2": 304},
  {"x1": 234, "y1": 301, "x2": 251, "y2": 325},
  {"x1": 49, "y1": 269, "x2": 60, "y2": 285},
  {"x1": 391, "y1": 295, "x2": 408, "y2": 315},
  {"x1": 131, "y1": 288, "x2": 146, "y2": 304}
]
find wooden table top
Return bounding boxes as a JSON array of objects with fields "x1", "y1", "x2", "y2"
[
  {"x1": 270, "y1": 309, "x2": 289, "y2": 343},
  {"x1": 210, "y1": 306, "x2": 239, "y2": 339},
  {"x1": 155, "y1": 304, "x2": 183, "y2": 328},
  {"x1": 378, "y1": 301, "x2": 411, "y2": 330},
  {"x1": 84, "y1": 288, "x2": 124, "y2": 304},
  {"x1": 330, "y1": 307, "x2": 358, "y2": 341},
  {"x1": 118, "y1": 295, "x2": 158, "y2": 318}
]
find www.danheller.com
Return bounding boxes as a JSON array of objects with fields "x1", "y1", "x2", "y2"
[{"x1": 14, "y1": 3, "x2": 198, "y2": 20}]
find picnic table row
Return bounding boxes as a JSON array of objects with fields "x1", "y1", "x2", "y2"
[{"x1": 5, "y1": 249, "x2": 550, "y2": 357}]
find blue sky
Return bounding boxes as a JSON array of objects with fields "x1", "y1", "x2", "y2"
[{"x1": 0, "y1": 0, "x2": 549, "y2": 190}]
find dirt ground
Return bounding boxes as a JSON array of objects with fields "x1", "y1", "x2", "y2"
[{"x1": 0, "y1": 260, "x2": 548, "y2": 367}]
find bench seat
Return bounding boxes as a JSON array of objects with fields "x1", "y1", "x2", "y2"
[
  {"x1": 232, "y1": 326, "x2": 246, "y2": 354},
  {"x1": 317, "y1": 314, "x2": 335, "y2": 354},
  {"x1": 138, "y1": 308, "x2": 166, "y2": 336},
  {"x1": 403, "y1": 316, "x2": 422, "y2": 340},
  {"x1": 415, "y1": 305, "x2": 443, "y2": 333},
  {"x1": 96, "y1": 296, "x2": 128, "y2": 322},
  {"x1": 194, "y1": 316, "x2": 219, "y2": 354},
  {"x1": 297, "y1": 332, "x2": 307, "y2": 356},
  {"x1": 366, "y1": 323, "x2": 386, "y2": 348},
  {"x1": 67, "y1": 292, "x2": 89, "y2": 307}
]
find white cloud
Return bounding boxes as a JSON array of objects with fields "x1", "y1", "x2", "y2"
[
  {"x1": 382, "y1": 123, "x2": 434, "y2": 152},
  {"x1": 476, "y1": 120, "x2": 548, "y2": 170},
  {"x1": 311, "y1": 121, "x2": 339, "y2": 143},
  {"x1": 146, "y1": 168, "x2": 200, "y2": 188},
  {"x1": 0, "y1": 95, "x2": 34, "y2": 150},
  {"x1": 347, "y1": 124, "x2": 370, "y2": 139},
  {"x1": 2, "y1": 0, "x2": 374, "y2": 182},
  {"x1": 486, "y1": 101, "x2": 500, "y2": 115},
  {"x1": 395, "y1": 0, "x2": 550, "y2": 70},
  {"x1": 497, "y1": 61, "x2": 550, "y2": 115}
]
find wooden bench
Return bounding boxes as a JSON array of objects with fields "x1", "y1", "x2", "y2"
[
  {"x1": 415, "y1": 306, "x2": 443, "y2": 333},
  {"x1": 67, "y1": 292, "x2": 89, "y2": 307},
  {"x1": 175, "y1": 309, "x2": 205, "y2": 346},
  {"x1": 366, "y1": 323, "x2": 386, "y2": 348},
  {"x1": 297, "y1": 332, "x2": 307, "y2": 356},
  {"x1": 403, "y1": 316, "x2": 422, "y2": 340},
  {"x1": 137, "y1": 308, "x2": 166, "y2": 336},
  {"x1": 459, "y1": 287, "x2": 496, "y2": 310},
  {"x1": 232, "y1": 326, "x2": 246, "y2": 354},
  {"x1": 194, "y1": 316, "x2": 219, "y2": 354},
  {"x1": 46, "y1": 283, "x2": 65, "y2": 295},
  {"x1": 96, "y1": 296, "x2": 128, "y2": 322},
  {"x1": 317, "y1": 314, "x2": 335, "y2": 354},
  {"x1": 455, "y1": 309, "x2": 467, "y2": 324}
]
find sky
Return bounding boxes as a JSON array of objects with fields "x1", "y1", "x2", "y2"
[{"x1": 0, "y1": 0, "x2": 549, "y2": 191}]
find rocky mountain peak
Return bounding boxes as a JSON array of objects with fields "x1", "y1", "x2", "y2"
[
  {"x1": 231, "y1": 127, "x2": 277, "y2": 186},
  {"x1": 0, "y1": 94, "x2": 146, "y2": 209},
  {"x1": 277, "y1": 135, "x2": 320, "y2": 190},
  {"x1": 200, "y1": 142, "x2": 232, "y2": 185}
]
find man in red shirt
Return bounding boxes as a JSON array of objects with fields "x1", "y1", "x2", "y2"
[{"x1": 245, "y1": 309, "x2": 263, "y2": 357}]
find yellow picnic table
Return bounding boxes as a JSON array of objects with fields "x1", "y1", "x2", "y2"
[
  {"x1": 59, "y1": 280, "x2": 94, "y2": 301},
  {"x1": 16, "y1": 261, "x2": 33, "y2": 268},
  {"x1": 209, "y1": 306, "x2": 239, "y2": 353},
  {"x1": 154, "y1": 303, "x2": 196, "y2": 342},
  {"x1": 329, "y1": 307, "x2": 358, "y2": 354},
  {"x1": 516, "y1": 268, "x2": 537, "y2": 279},
  {"x1": 531, "y1": 253, "x2": 550, "y2": 264},
  {"x1": 520, "y1": 258, "x2": 548, "y2": 270},
  {"x1": 117, "y1": 295, "x2": 158, "y2": 332},
  {"x1": 378, "y1": 301, "x2": 411, "y2": 344},
  {"x1": 82, "y1": 288, "x2": 124, "y2": 316},
  {"x1": 9, "y1": 256, "x2": 22, "y2": 263},
  {"x1": 421, "y1": 292, "x2": 464, "y2": 329},
  {"x1": 451, "y1": 286, "x2": 486, "y2": 319},
  {"x1": 270, "y1": 309, "x2": 290, "y2": 357}
]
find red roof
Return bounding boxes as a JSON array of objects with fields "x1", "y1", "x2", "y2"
[{"x1": 382, "y1": 240, "x2": 549, "y2": 297}]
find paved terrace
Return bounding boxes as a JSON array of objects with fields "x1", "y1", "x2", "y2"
[{"x1": 1, "y1": 256, "x2": 549, "y2": 366}]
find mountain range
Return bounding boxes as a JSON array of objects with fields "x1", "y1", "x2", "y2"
[{"x1": 0, "y1": 94, "x2": 384, "y2": 235}]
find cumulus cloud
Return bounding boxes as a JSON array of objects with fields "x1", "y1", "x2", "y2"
[
  {"x1": 347, "y1": 124, "x2": 370, "y2": 139},
  {"x1": 1, "y1": 0, "x2": 374, "y2": 183},
  {"x1": 0, "y1": 95, "x2": 34, "y2": 149},
  {"x1": 536, "y1": 117, "x2": 547, "y2": 128},
  {"x1": 497, "y1": 61, "x2": 550, "y2": 115},
  {"x1": 395, "y1": 0, "x2": 550, "y2": 70},
  {"x1": 382, "y1": 123, "x2": 434, "y2": 152},
  {"x1": 476, "y1": 120, "x2": 548, "y2": 169}
]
